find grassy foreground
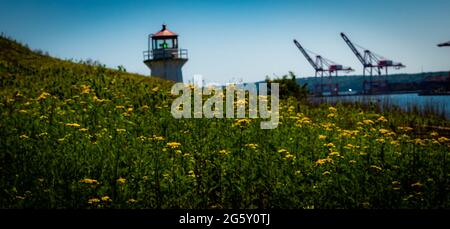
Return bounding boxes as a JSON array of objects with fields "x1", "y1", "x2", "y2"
[{"x1": 0, "y1": 36, "x2": 449, "y2": 209}]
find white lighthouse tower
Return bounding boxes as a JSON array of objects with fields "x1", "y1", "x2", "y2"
[{"x1": 143, "y1": 24, "x2": 188, "y2": 82}]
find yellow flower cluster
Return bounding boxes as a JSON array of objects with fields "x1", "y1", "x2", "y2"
[
  {"x1": 328, "y1": 106, "x2": 337, "y2": 113},
  {"x1": 88, "y1": 198, "x2": 100, "y2": 205},
  {"x1": 80, "y1": 85, "x2": 91, "y2": 94},
  {"x1": 278, "y1": 149, "x2": 296, "y2": 160},
  {"x1": 294, "y1": 114, "x2": 312, "y2": 127},
  {"x1": 167, "y1": 142, "x2": 181, "y2": 149},
  {"x1": 245, "y1": 143, "x2": 258, "y2": 150},
  {"x1": 219, "y1": 149, "x2": 230, "y2": 156},
  {"x1": 369, "y1": 165, "x2": 382, "y2": 172},
  {"x1": 321, "y1": 122, "x2": 335, "y2": 131},
  {"x1": 233, "y1": 118, "x2": 252, "y2": 128},
  {"x1": 150, "y1": 135, "x2": 165, "y2": 141},
  {"x1": 65, "y1": 123, "x2": 81, "y2": 127},
  {"x1": 80, "y1": 178, "x2": 98, "y2": 184},
  {"x1": 398, "y1": 126, "x2": 413, "y2": 132},
  {"x1": 116, "y1": 128, "x2": 126, "y2": 133},
  {"x1": 36, "y1": 92, "x2": 51, "y2": 101},
  {"x1": 377, "y1": 116, "x2": 388, "y2": 122},
  {"x1": 315, "y1": 157, "x2": 333, "y2": 166},
  {"x1": 339, "y1": 129, "x2": 359, "y2": 138},
  {"x1": 116, "y1": 177, "x2": 126, "y2": 185}
]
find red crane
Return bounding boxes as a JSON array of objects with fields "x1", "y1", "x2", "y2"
[
  {"x1": 340, "y1": 33, "x2": 405, "y2": 94},
  {"x1": 293, "y1": 39, "x2": 353, "y2": 96}
]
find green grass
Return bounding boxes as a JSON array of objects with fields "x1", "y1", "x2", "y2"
[{"x1": 0, "y1": 36, "x2": 449, "y2": 209}]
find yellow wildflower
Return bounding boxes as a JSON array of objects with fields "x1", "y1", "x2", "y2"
[
  {"x1": 37, "y1": 92, "x2": 51, "y2": 101},
  {"x1": 116, "y1": 128, "x2": 126, "y2": 133},
  {"x1": 344, "y1": 144, "x2": 355, "y2": 149},
  {"x1": 116, "y1": 177, "x2": 126, "y2": 185},
  {"x1": 233, "y1": 118, "x2": 252, "y2": 128},
  {"x1": 115, "y1": 105, "x2": 125, "y2": 109},
  {"x1": 329, "y1": 151, "x2": 340, "y2": 157},
  {"x1": 80, "y1": 178, "x2": 99, "y2": 184},
  {"x1": 431, "y1": 139, "x2": 440, "y2": 145},
  {"x1": 101, "y1": 196, "x2": 112, "y2": 202},
  {"x1": 377, "y1": 116, "x2": 388, "y2": 122},
  {"x1": 187, "y1": 170, "x2": 196, "y2": 178},
  {"x1": 379, "y1": 129, "x2": 390, "y2": 135},
  {"x1": 322, "y1": 171, "x2": 331, "y2": 176},
  {"x1": 369, "y1": 165, "x2": 382, "y2": 172},
  {"x1": 327, "y1": 113, "x2": 336, "y2": 118},
  {"x1": 219, "y1": 150, "x2": 230, "y2": 156},
  {"x1": 414, "y1": 138, "x2": 426, "y2": 146},
  {"x1": 438, "y1": 137, "x2": 449, "y2": 143},
  {"x1": 399, "y1": 126, "x2": 413, "y2": 132},
  {"x1": 376, "y1": 138, "x2": 385, "y2": 143},
  {"x1": 430, "y1": 131, "x2": 439, "y2": 137},
  {"x1": 127, "y1": 198, "x2": 138, "y2": 204},
  {"x1": 328, "y1": 106, "x2": 337, "y2": 113},
  {"x1": 411, "y1": 182, "x2": 423, "y2": 188},
  {"x1": 315, "y1": 157, "x2": 333, "y2": 166},
  {"x1": 151, "y1": 135, "x2": 165, "y2": 141},
  {"x1": 65, "y1": 123, "x2": 81, "y2": 127},
  {"x1": 80, "y1": 85, "x2": 91, "y2": 94},
  {"x1": 392, "y1": 181, "x2": 401, "y2": 190},
  {"x1": 318, "y1": 135, "x2": 327, "y2": 140},
  {"x1": 363, "y1": 119, "x2": 374, "y2": 125},
  {"x1": 283, "y1": 153, "x2": 296, "y2": 160},
  {"x1": 79, "y1": 128, "x2": 89, "y2": 132},
  {"x1": 92, "y1": 95, "x2": 106, "y2": 103},
  {"x1": 167, "y1": 142, "x2": 181, "y2": 149},
  {"x1": 324, "y1": 142, "x2": 335, "y2": 148},
  {"x1": 152, "y1": 87, "x2": 160, "y2": 92},
  {"x1": 278, "y1": 149, "x2": 288, "y2": 153},
  {"x1": 88, "y1": 198, "x2": 100, "y2": 205},
  {"x1": 349, "y1": 160, "x2": 356, "y2": 164},
  {"x1": 19, "y1": 134, "x2": 29, "y2": 139},
  {"x1": 245, "y1": 143, "x2": 258, "y2": 150}
]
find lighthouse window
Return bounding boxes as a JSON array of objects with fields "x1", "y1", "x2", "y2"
[{"x1": 155, "y1": 39, "x2": 174, "y2": 49}]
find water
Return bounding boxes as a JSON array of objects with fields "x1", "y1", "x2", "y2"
[{"x1": 310, "y1": 93, "x2": 450, "y2": 119}]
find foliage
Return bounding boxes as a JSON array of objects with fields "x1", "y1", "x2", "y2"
[
  {"x1": 0, "y1": 36, "x2": 449, "y2": 209},
  {"x1": 266, "y1": 71, "x2": 308, "y2": 100}
]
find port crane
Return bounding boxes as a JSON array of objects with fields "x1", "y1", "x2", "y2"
[
  {"x1": 293, "y1": 39, "x2": 353, "y2": 96},
  {"x1": 340, "y1": 32, "x2": 405, "y2": 93}
]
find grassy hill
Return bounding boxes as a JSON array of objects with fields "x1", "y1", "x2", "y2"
[{"x1": 0, "y1": 35, "x2": 449, "y2": 209}]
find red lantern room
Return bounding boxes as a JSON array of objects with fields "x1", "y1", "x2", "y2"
[{"x1": 144, "y1": 24, "x2": 188, "y2": 60}]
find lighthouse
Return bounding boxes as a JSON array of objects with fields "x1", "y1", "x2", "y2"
[{"x1": 143, "y1": 24, "x2": 188, "y2": 82}]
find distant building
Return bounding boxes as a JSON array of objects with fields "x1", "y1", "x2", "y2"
[{"x1": 143, "y1": 24, "x2": 188, "y2": 82}]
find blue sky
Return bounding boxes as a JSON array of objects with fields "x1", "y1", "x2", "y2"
[{"x1": 1, "y1": 0, "x2": 450, "y2": 84}]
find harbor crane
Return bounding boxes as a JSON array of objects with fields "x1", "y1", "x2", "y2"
[
  {"x1": 340, "y1": 32, "x2": 405, "y2": 93},
  {"x1": 293, "y1": 39, "x2": 353, "y2": 96}
]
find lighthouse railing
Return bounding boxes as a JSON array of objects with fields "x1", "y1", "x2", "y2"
[{"x1": 143, "y1": 49, "x2": 188, "y2": 61}]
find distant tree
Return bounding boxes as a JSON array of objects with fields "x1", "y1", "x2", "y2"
[
  {"x1": 266, "y1": 71, "x2": 308, "y2": 100},
  {"x1": 117, "y1": 65, "x2": 127, "y2": 72}
]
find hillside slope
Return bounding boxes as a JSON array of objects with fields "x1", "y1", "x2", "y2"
[{"x1": 0, "y1": 36, "x2": 449, "y2": 209}]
